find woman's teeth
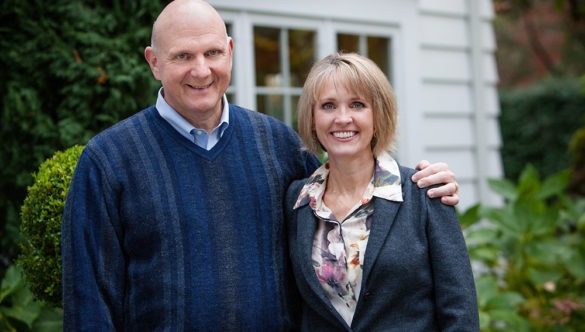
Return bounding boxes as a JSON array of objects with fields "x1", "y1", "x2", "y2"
[{"x1": 333, "y1": 131, "x2": 356, "y2": 138}]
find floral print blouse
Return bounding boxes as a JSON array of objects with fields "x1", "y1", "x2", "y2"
[{"x1": 293, "y1": 151, "x2": 404, "y2": 326}]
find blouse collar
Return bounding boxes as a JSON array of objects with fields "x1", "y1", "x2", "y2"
[{"x1": 293, "y1": 151, "x2": 403, "y2": 210}]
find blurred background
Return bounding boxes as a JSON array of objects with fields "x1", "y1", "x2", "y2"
[{"x1": 1, "y1": 0, "x2": 584, "y2": 330}]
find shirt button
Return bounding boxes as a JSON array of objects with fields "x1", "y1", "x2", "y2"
[{"x1": 197, "y1": 130, "x2": 203, "y2": 136}]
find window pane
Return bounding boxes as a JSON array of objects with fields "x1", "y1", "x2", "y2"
[
  {"x1": 336, "y1": 33, "x2": 392, "y2": 81},
  {"x1": 226, "y1": 23, "x2": 233, "y2": 85},
  {"x1": 226, "y1": 23, "x2": 235, "y2": 103},
  {"x1": 289, "y1": 29, "x2": 316, "y2": 87},
  {"x1": 291, "y1": 95, "x2": 300, "y2": 131},
  {"x1": 254, "y1": 27, "x2": 281, "y2": 87},
  {"x1": 337, "y1": 33, "x2": 359, "y2": 53},
  {"x1": 368, "y1": 36, "x2": 390, "y2": 79},
  {"x1": 257, "y1": 94, "x2": 284, "y2": 120}
]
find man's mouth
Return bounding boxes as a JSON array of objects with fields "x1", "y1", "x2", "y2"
[{"x1": 187, "y1": 82, "x2": 213, "y2": 89}]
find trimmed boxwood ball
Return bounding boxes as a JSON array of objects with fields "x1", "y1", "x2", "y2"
[{"x1": 19, "y1": 145, "x2": 84, "y2": 307}]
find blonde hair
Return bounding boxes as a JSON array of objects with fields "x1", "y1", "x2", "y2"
[{"x1": 297, "y1": 52, "x2": 398, "y2": 157}]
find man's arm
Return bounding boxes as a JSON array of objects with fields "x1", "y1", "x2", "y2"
[
  {"x1": 62, "y1": 150, "x2": 125, "y2": 330},
  {"x1": 412, "y1": 160, "x2": 459, "y2": 206}
]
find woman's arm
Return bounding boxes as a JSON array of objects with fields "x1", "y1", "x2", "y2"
[{"x1": 426, "y1": 197, "x2": 480, "y2": 331}]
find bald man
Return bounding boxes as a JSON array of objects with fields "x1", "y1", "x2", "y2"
[{"x1": 62, "y1": 0, "x2": 459, "y2": 330}]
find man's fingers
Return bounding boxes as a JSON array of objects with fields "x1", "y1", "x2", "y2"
[
  {"x1": 439, "y1": 194, "x2": 460, "y2": 206},
  {"x1": 414, "y1": 171, "x2": 455, "y2": 189},
  {"x1": 412, "y1": 160, "x2": 459, "y2": 206},
  {"x1": 415, "y1": 159, "x2": 431, "y2": 171},
  {"x1": 412, "y1": 162, "x2": 450, "y2": 183},
  {"x1": 427, "y1": 182, "x2": 459, "y2": 198}
]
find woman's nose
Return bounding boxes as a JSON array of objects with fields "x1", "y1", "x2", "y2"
[{"x1": 334, "y1": 107, "x2": 353, "y2": 124}]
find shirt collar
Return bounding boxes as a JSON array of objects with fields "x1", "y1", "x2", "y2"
[
  {"x1": 293, "y1": 151, "x2": 403, "y2": 210},
  {"x1": 155, "y1": 88, "x2": 230, "y2": 141}
]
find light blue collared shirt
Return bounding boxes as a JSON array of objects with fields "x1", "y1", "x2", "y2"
[{"x1": 156, "y1": 88, "x2": 230, "y2": 150}]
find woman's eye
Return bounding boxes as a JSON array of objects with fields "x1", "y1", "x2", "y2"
[
  {"x1": 351, "y1": 102, "x2": 365, "y2": 109},
  {"x1": 321, "y1": 103, "x2": 335, "y2": 110}
]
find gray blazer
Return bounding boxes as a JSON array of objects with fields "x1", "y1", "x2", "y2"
[{"x1": 285, "y1": 165, "x2": 479, "y2": 331}]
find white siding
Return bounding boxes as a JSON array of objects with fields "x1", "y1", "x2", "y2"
[
  {"x1": 417, "y1": 0, "x2": 503, "y2": 209},
  {"x1": 421, "y1": 83, "x2": 473, "y2": 114}
]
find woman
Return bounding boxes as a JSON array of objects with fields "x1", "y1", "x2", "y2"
[{"x1": 286, "y1": 53, "x2": 479, "y2": 331}]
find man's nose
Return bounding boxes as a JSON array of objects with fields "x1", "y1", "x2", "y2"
[{"x1": 190, "y1": 56, "x2": 211, "y2": 76}]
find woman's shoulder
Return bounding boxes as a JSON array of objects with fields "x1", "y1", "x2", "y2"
[
  {"x1": 285, "y1": 178, "x2": 309, "y2": 210},
  {"x1": 287, "y1": 178, "x2": 308, "y2": 197},
  {"x1": 396, "y1": 163, "x2": 435, "y2": 204},
  {"x1": 398, "y1": 164, "x2": 417, "y2": 180}
]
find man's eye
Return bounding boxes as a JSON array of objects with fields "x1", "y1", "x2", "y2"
[
  {"x1": 177, "y1": 54, "x2": 188, "y2": 60},
  {"x1": 207, "y1": 50, "x2": 220, "y2": 56}
]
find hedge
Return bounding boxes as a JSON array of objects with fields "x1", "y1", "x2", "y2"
[{"x1": 499, "y1": 78, "x2": 585, "y2": 181}]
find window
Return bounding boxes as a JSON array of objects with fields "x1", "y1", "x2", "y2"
[
  {"x1": 225, "y1": 23, "x2": 235, "y2": 102},
  {"x1": 337, "y1": 33, "x2": 392, "y2": 81},
  {"x1": 254, "y1": 26, "x2": 316, "y2": 129},
  {"x1": 223, "y1": 13, "x2": 395, "y2": 130}
]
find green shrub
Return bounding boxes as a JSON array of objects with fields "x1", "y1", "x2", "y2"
[
  {"x1": 568, "y1": 127, "x2": 585, "y2": 196},
  {"x1": 19, "y1": 145, "x2": 84, "y2": 308},
  {"x1": 499, "y1": 78, "x2": 585, "y2": 181},
  {"x1": 461, "y1": 165, "x2": 585, "y2": 331}
]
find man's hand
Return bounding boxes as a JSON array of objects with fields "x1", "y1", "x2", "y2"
[{"x1": 412, "y1": 160, "x2": 459, "y2": 206}]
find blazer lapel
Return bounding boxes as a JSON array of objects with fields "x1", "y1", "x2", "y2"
[
  {"x1": 361, "y1": 198, "x2": 402, "y2": 283},
  {"x1": 295, "y1": 205, "x2": 349, "y2": 325}
]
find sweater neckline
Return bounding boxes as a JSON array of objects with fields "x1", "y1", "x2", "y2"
[{"x1": 149, "y1": 106, "x2": 234, "y2": 161}]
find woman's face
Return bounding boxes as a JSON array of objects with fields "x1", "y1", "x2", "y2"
[{"x1": 313, "y1": 77, "x2": 374, "y2": 162}]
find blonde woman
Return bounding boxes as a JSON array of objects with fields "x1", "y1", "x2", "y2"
[{"x1": 286, "y1": 53, "x2": 479, "y2": 331}]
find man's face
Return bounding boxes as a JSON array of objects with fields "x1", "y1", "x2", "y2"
[{"x1": 146, "y1": 13, "x2": 233, "y2": 124}]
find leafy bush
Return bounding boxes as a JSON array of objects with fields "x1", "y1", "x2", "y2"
[
  {"x1": 460, "y1": 165, "x2": 585, "y2": 331},
  {"x1": 568, "y1": 127, "x2": 585, "y2": 196},
  {"x1": 19, "y1": 146, "x2": 84, "y2": 308},
  {"x1": 499, "y1": 78, "x2": 585, "y2": 181}
]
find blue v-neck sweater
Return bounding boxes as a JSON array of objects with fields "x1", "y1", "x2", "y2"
[{"x1": 62, "y1": 105, "x2": 321, "y2": 331}]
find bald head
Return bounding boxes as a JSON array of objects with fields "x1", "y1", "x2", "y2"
[
  {"x1": 144, "y1": 0, "x2": 233, "y2": 128},
  {"x1": 151, "y1": 0, "x2": 227, "y2": 50}
]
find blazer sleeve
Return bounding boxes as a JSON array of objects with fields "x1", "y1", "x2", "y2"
[{"x1": 426, "y1": 194, "x2": 480, "y2": 331}]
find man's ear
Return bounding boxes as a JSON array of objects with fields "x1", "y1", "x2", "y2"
[{"x1": 144, "y1": 46, "x2": 160, "y2": 80}]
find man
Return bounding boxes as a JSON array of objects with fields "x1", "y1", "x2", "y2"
[{"x1": 62, "y1": 0, "x2": 460, "y2": 330}]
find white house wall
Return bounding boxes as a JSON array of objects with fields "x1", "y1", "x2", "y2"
[
  {"x1": 419, "y1": 0, "x2": 502, "y2": 209},
  {"x1": 208, "y1": 0, "x2": 503, "y2": 209}
]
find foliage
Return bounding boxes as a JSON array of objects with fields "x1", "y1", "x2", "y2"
[
  {"x1": 19, "y1": 146, "x2": 84, "y2": 308},
  {"x1": 1, "y1": 264, "x2": 62, "y2": 332},
  {"x1": 498, "y1": 78, "x2": 585, "y2": 181},
  {"x1": 461, "y1": 165, "x2": 585, "y2": 331},
  {"x1": 568, "y1": 126, "x2": 585, "y2": 196},
  {"x1": 0, "y1": 0, "x2": 165, "y2": 275},
  {"x1": 493, "y1": 0, "x2": 585, "y2": 87}
]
